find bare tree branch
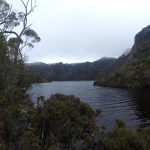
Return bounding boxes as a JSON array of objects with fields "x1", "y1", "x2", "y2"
[
  {"x1": 0, "y1": 0, "x2": 39, "y2": 64},
  {"x1": 3, "y1": 30, "x2": 19, "y2": 38}
]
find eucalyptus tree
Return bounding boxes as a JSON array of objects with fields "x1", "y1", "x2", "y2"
[
  {"x1": 0, "y1": 0, "x2": 40, "y2": 91},
  {"x1": 0, "y1": 0, "x2": 40, "y2": 57}
]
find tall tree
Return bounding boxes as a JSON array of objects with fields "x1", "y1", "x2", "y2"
[
  {"x1": 0, "y1": 0, "x2": 40, "y2": 63},
  {"x1": 0, "y1": 0, "x2": 40, "y2": 91}
]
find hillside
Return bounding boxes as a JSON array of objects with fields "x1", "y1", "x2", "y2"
[
  {"x1": 27, "y1": 57, "x2": 116, "y2": 81},
  {"x1": 95, "y1": 25, "x2": 150, "y2": 88},
  {"x1": 28, "y1": 25, "x2": 150, "y2": 87}
]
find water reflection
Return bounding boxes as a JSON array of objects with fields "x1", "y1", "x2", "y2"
[{"x1": 129, "y1": 89, "x2": 150, "y2": 128}]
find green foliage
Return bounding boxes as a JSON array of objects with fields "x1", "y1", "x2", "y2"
[
  {"x1": 27, "y1": 58, "x2": 115, "y2": 81},
  {"x1": 0, "y1": 33, "x2": 9, "y2": 91},
  {"x1": 25, "y1": 70, "x2": 48, "y2": 84},
  {"x1": 19, "y1": 131, "x2": 41, "y2": 150},
  {"x1": 48, "y1": 145, "x2": 61, "y2": 150},
  {"x1": 116, "y1": 119, "x2": 125, "y2": 128},
  {"x1": 34, "y1": 94, "x2": 96, "y2": 149},
  {"x1": 0, "y1": 0, "x2": 41, "y2": 93},
  {"x1": 95, "y1": 25, "x2": 150, "y2": 88},
  {"x1": 102, "y1": 128, "x2": 140, "y2": 150},
  {"x1": 0, "y1": 92, "x2": 97, "y2": 149},
  {"x1": 0, "y1": 139, "x2": 6, "y2": 150},
  {"x1": 101, "y1": 128, "x2": 150, "y2": 150}
]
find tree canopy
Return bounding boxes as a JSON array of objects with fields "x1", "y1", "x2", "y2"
[{"x1": 0, "y1": 0, "x2": 41, "y2": 92}]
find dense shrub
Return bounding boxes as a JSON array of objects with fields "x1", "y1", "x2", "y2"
[
  {"x1": 34, "y1": 94, "x2": 97, "y2": 149},
  {"x1": 1, "y1": 92, "x2": 150, "y2": 149}
]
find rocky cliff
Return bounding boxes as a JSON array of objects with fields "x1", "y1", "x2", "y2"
[{"x1": 95, "y1": 25, "x2": 150, "y2": 88}]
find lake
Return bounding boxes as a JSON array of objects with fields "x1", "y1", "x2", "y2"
[{"x1": 28, "y1": 81, "x2": 150, "y2": 130}]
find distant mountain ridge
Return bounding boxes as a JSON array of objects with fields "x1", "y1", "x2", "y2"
[
  {"x1": 28, "y1": 25, "x2": 150, "y2": 87},
  {"x1": 27, "y1": 57, "x2": 116, "y2": 81}
]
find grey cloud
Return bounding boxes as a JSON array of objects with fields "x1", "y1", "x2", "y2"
[{"x1": 8, "y1": 0, "x2": 150, "y2": 63}]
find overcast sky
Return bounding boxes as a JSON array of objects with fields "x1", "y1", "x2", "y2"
[{"x1": 8, "y1": 0, "x2": 150, "y2": 63}]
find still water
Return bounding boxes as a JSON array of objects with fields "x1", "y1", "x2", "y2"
[{"x1": 28, "y1": 81, "x2": 150, "y2": 129}]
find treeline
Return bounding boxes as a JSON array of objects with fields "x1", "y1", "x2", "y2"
[{"x1": 27, "y1": 57, "x2": 116, "y2": 81}]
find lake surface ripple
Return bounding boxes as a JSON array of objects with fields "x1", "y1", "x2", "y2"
[{"x1": 28, "y1": 81, "x2": 150, "y2": 129}]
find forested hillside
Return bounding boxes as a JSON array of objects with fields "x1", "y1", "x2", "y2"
[
  {"x1": 28, "y1": 24, "x2": 150, "y2": 88},
  {"x1": 95, "y1": 25, "x2": 150, "y2": 88},
  {"x1": 27, "y1": 57, "x2": 116, "y2": 81}
]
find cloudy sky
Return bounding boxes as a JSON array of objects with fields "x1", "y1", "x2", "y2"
[{"x1": 8, "y1": 0, "x2": 150, "y2": 63}]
